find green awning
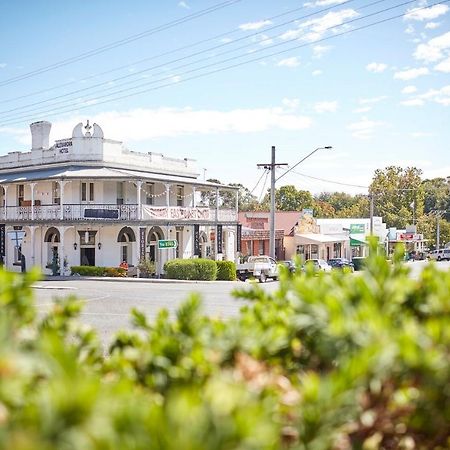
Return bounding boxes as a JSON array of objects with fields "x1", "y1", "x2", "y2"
[{"x1": 350, "y1": 237, "x2": 367, "y2": 247}]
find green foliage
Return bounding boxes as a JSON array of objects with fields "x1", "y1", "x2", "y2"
[
  {"x1": 1, "y1": 244, "x2": 450, "y2": 449},
  {"x1": 70, "y1": 266, "x2": 126, "y2": 277},
  {"x1": 164, "y1": 258, "x2": 217, "y2": 280},
  {"x1": 137, "y1": 258, "x2": 156, "y2": 277},
  {"x1": 216, "y1": 260, "x2": 237, "y2": 280}
]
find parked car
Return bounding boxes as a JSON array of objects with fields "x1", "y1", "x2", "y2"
[
  {"x1": 279, "y1": 260, "x2": 296, "y2": 273},
  {"x1": 236, "y1": 255, "x2": 279, "y2": 282},
  {"x1": 304, "y1": 259, "x2": 332, "y2": 273},
  {"x1": 427, "y1": 249, "x2": 450, "y2": 261},
  {"x1": 352, "y1": 257, "x2": 367, "y2": 271},
  {"x1": 328, "y1": 258, "x2": 354, "y2": 272}
]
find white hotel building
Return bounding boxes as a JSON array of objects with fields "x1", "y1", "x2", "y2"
[{"x1": 0, "y1": 121, "x2": 239, "y2": 275}]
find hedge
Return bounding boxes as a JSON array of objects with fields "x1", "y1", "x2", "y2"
[
  {"x1": 1, "y1": 242, "x2": 450, "y2": 449},
  {"x1": 216, "y1": 260, "x2": 236, "y2": 280},
  {"x1": 70, "y1": 266, "x2": 127, "y2": 277},
  {"x1": 164, "y1": 258, "x2": 217, "y2": 280}
]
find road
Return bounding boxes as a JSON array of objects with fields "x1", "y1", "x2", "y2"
[
  {"x1": 33, "y1": 278, "x2": 279, "y2": 346},
  {"x1": 32, "y1": 260, "x2": 450, "y2": 347}
]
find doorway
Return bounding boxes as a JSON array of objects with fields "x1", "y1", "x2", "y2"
[{"x1": 80, "y1": 247, "x2": 95, "y2": 266}]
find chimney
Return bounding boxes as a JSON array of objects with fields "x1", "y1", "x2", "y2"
[{"x1": 30, "y1": 121, "x2": 51, "y2": 150}]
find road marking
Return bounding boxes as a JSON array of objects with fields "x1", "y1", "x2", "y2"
[{"x1": 34, "y1": 285, "x2": 78, "y2": 290}]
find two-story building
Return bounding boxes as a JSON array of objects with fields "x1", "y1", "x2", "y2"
[{"x1": 0, "y1": 121, "x2": 239, "y2": 275}]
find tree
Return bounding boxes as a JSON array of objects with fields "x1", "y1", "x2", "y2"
[
  {"x1": 312, "y1": 199, "x2": 335, "y2": 218},
  {"x1": 422, "y1": 177, "x2": 450, "y2": 216},
  {"x1": 262, "y1": 185, "x2": 314, "y2": 211},
  {"x1": 369, "y1": 166, "x2": 424, "y2": 228},
  {"x1": 316, "y1": 191, "x2": 359, "y2": 214},
  {"x1": 335, "y1": 194, "x2": 370, "y2": 218}
]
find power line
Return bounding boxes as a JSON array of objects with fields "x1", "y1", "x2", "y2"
[
  {"x1": 0, "y1": 0, "x2": 362, "y2": 117},
  {"x1": 0, "y1": 0, "x2": 242, "y2": 88},
  {"x1": 282, "y1": 168, "x2": 370, "y2": 189},
  {"x1": 1, "y1": 0, "x2": 446, "y2": 126},
  {"x1": 250, "y1": 169, "x2": 269, "y2": 196},
  {"x1": 258, "y1": 170, "x2": 271, "y2": 202},
  {"x1": 0, "y1": 0, "x2": 347, "y2": 106}
]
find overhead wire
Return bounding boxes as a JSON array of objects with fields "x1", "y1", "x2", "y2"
[
  {"x1": 0, "y1": 0, "x2": 242, "y2": 88},
  {"x1": 0, "y1": 0, "x2": 352, "y2": 106},
  {"x1": 1, "y1": 0, "x2": 446, "y2": 126},
  {"x1": 0, "y1": 0, "x2": 363, "y2": 116},
  {"x1": 258, "y1": 170, "x2": 271, "y2": 202}
]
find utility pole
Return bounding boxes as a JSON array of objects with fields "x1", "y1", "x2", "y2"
[
  {"x1": 257, "y1": 146, "x2": 288, "y2": 259},
  {"x1": 257, "y1": 145, "x2": 332, "y2": 259},
  {"x1": 369, "y1": 193, "x2": 374, "y2": 236}
]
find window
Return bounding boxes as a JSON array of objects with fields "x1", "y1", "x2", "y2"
[
  {"x1": 176, "y1": 185, "x2": 184, "y2": 207},
  {"x1": 52, "y1": 182, "x2": 60, "y2": 205},
  {"x1": 258, "y1": 240, "x2": 264, "y2": 255},
  {"x1": 145, "y1": 182, "x2": 154, "y2": 205},
  {"x1": 121, "y1": 246, "x2": 128, "y2": 263},
  {"x1": 81, "y1": 182, "x2": 94, "y2": 202},
  {"x1": 117, "y1": 182, "x2": 124, "y2": 205},
  {"x1": 17, "y1": 184, "x2": 24, "y2": 206}
]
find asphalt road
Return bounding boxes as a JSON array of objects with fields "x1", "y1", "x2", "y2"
[
  {"x1": 32, "y1": 259, "x2": 450, "y2": 348},
  {"x1": 33, "y1": 278, "x2": 279, "y2": 346}
]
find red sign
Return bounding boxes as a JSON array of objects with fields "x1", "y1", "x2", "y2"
[{"x1": 399, "y1": 233, "x2": 414, "y2": 240}]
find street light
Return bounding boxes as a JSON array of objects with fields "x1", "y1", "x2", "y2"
[{"x1": 259, "y1": 146, "x2": 332, "y2": 259}]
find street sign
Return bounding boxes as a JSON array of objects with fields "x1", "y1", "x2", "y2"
[
  {"x1": 158, "y1": 239, "x2": 178, "y2": 249},
  {"x1": 7, "y1": 230, "x2": 25, "y2": 247}
]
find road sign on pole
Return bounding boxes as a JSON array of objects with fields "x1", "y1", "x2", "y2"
[{"x1": 158, "y1": 239, "x2": 178, "y2": 249}]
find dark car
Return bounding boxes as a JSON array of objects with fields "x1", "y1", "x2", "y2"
[
  {"x1": 328, "y1": 258, "x2": 354, "y2": 272},
  {"x1": 279, "y1": 260, "x2": 296, "y2": 273}
]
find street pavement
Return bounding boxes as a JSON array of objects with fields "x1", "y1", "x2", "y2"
[{"x1": 32, "y1": 259, "x2": 450, "y2": 348}]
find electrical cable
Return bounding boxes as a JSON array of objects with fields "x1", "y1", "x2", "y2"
[
  {"x1": 0, "y1": 0, "x2": 363, "y2": 116},
  {"x1": 258, "y1": 170, "x2": 271, "y2": 202},
  {"x1": 1, "y1": 0, "x2": 446, "y2": 126},
  {"x1": 0, "y1": 0, "x2": 242, "y2": 88},
  {"x1": 0, "y1": 0, "x2": 352, "y2": 106}
]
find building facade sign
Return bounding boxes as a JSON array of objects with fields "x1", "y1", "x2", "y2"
[
  {"x1": 350, "y1": 223, "x2": 365, "y2": 234},
  {"x1": 193, "y1": 225, "x2": 200, "y2": 256},
  {"x1": 0, "y1": 224, "x2": 5, "y2": 257},
  {"x1": 139, "y1": 227, "x2": 146, "y2": 261},
  {"x1": 217, "y1": 225, "x2": 223, "y2": 254},
  {"x1": 158, "y1": 239, "x2": 178, "y2": 249},
  {"x1": 236, "y1": 224, "x2": 242, "y2": 253}
]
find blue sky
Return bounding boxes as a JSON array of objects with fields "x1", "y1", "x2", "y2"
[{"x1": 0, "y1": 0, "x2": 449, "y2": 195}]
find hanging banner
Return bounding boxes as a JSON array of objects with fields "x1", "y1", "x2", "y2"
[
  {"x1": 0, "y1": 224, "x2": 5, "y2": 257},
  {"x1": 236, "y1": 224, "x2": 242, "y2": 253},
  {"x1": 193, "y1": 224, "x2": 200, "y2": 256},
  {"x1": 139, "y1": 227, "x2": 146, "y2": 261},
  {"x1": 217, "y1": 225, "x2": 223, "y2": 254}
]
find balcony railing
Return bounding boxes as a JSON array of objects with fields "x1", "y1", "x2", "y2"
[{"x1": 0, "y1": 204, "x2": 237, "y2": 223}]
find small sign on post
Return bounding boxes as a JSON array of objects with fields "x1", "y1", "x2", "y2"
[{"x1": 158, "y1": 239, "x2": 178, "y2": 249}]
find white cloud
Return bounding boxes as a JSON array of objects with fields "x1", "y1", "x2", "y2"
[
  {"x1": 366, "y1": 62, "x2": 388, "y2": 73},
  {"x1": 277, "y1": 57, "x2": 300, "y2": 67},
  {"x1": 401, "y1": 85, "x2": 417, "y2": 94},
  {"x1": 220, "y1": 37, "x2": 232, "y2": 44},
  {"x1": 359, "y1": 95, "x2": 388, "y2": 105},
  {"x1": 280, "y1": 9, "x2": 359, "y2": 42},
  {"x1": 258, "y1": 34, "x2": 273, "y2": 46},
  {"x1": 414, "y1": 31, "x2": 450, "y2": 63},
  {"x1": 405, "y1": 4, "x2": 449, "y2": 21},
  {"x1": 282, "y1": 98, "x2": 300, "y2": 109},
  {"x1": 425, "y1": 22, "x2": 440, "y2": 29},
  {"x1": 411, "y1": 132, "x2": 434, "y2": 138},
  {"x1": 178, "y1": 1, "x2": 190, "y2": 9},
  {"x1": 401, "y1": 98, "x2": 425, "y2": 107},
  {"x1": 314, "y1": 101, "x2": 338, "y2": 113},
  {"x1": 3, "y1": 107, "x2": 314, "y2": 145},
  {"x1": 239, "y1": 20, "x2": 272, "y2": 31},
  {"x1": 435, "y1": 57, "x2": 450, "y2": 72},
  {"x1": 347, "y1": 117, "x2": 384, "y2": 139},
  {"x1": 393, "y1": 67, "x2": 429, "y2": 80},
  {"x1": 405, "y1": 24, "x2": 415, "y2": 34},
  {"x1": 0, "y1": 63, "x2": 6, "y2": 69},
  {"x1": 312, "y1": 69, "x2": 323, "y2": 76},
  {"x1": 312, "y1": 45, "x2": 332, "y2": 58},
  {"x1": 353, "y1": 106, "x2": 372, "y2": 113}
]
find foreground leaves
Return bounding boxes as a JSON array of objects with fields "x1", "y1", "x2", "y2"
[{"x1": 0, "y1": 245, "x2": 449, "y2": 449}]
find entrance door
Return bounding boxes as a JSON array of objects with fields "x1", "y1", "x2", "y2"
[{"x1": 80, "y1": 247, "x2": 95, "y2": 266}]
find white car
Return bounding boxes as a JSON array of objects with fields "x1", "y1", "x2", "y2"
[
  {"x1": 428, "y1": 249, "x2": 450, "y2": 261},
  {"x1": 304, "y1": 259, "x2": 333, "y2": 272}
]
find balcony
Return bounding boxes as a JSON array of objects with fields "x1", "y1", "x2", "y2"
[{"x1": 0, "y1": 204, "x2": 237, "y2": 223}]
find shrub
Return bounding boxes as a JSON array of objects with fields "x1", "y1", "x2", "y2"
[
  {"x1": 70, "y1": 266, "x2": 126, "y2": 277},
  {"x1": 216, "y1": 260, "x2": 236, "y2": 280},
  {"x1": 137, "y1": 258, "x2": 156, "y2": 278},
  {"x1": 1, "y1": 242, "x2": 450, "y2": 449},
  {"x1": 70, "y1": 265, "x2": 104, "y2": 276},
  {"x1": 103, "y1": 267, "x2": 127, "y2": 277},
  {"x1": 164, "y1": 258, "x2": 217, "y2": 280}
]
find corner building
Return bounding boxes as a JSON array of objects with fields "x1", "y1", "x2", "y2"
[{"x1": 0, "y1": 121, "x2": 238, "y2": 275}]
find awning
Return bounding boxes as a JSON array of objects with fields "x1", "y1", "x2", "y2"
[
  {"x1": 350, "y1": 237, "x2": 367, "y2": 247},
  {"x1": 295, "y1": 233, "x2": 347, "y2": 245}
]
